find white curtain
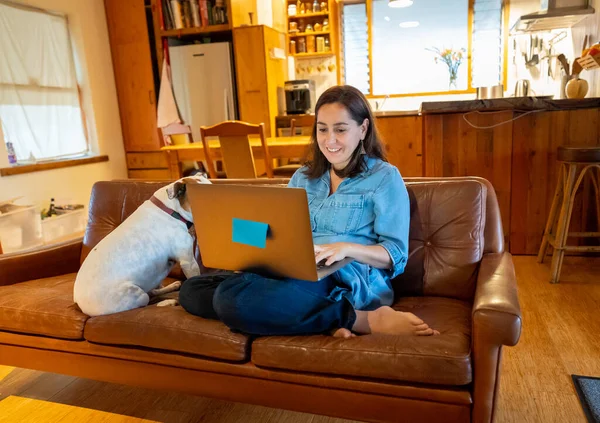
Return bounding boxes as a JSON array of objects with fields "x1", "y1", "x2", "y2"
[{"x1": 0, "y1": 2, "x2": 88, "y2": 162}]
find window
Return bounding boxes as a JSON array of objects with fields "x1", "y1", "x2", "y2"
[
  {"x1": 339, "y1": 0, "x2": 505, "y2": 96},
  {"x1": 0, "y1": 2, "x2": 88, "y2": 163}
]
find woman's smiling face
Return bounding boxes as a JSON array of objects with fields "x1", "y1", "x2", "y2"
[{"x1": 316, "y1": 102, "x2": 368, "y2": 170}]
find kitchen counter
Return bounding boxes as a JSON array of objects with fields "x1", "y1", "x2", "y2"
[{"x1": 419, "y1": 97, "x2": 600, "y2": 114}]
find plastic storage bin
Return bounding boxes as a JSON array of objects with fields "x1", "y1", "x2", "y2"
[
  {"x1": 42, "y1": 209, "x2": 87, "y2": 243},
  {"x1": 0, "y1": 204, "x2": 43, "y2": 253}
]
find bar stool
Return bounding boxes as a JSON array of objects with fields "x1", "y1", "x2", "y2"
[{"x1": 537, "y1": 146, "x2": 600, "y2": 283}]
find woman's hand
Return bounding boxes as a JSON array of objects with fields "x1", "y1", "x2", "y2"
[
  {"x1": 314, "y1": 243, "x2": 393, "y2": 269},
  {"x1": 314, "y1": 243, "x2": 352, "y2": 266}
]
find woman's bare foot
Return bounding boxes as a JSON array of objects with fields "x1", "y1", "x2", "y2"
[
  {"x1": 352, "y1": 306, "x2": 440, "y2": 336},
  {"x1": 331, "y1": 328, "x2": 357, "y2": 338}
]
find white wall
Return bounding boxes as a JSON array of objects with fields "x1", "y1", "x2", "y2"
[{"x1": 0, "y1": 0, "x2": 127, "y2": 210}]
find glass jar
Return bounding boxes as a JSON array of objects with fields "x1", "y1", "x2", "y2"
[
  {"x1": 305, "y1": 23, "x2": 314, "y2": 32},
  {"x1": 313, "y1": 0, "x2": 320, "y2": 12},
  {"x1": 320, "y1": 1, "x2": 328, "y2": 12},
  {"x1": 297, "y1": 37, "x2": 306, "y2": 53},
  {"x1": 306, "y1": 35, "x2": 316, "y2": 53},
  {"x1": 316, "y1": 36, "x2": 325, "y2": 52},
  {"x1": 288, "y1": 4, "x2": 297, "y2": 16},
  {"x1": 289, "y1": 21, "x2": 298, "y2": 33},
  {"x1": 298, "y1": 19, "x2": 306, "y2": 32},
  {"x1": 305, "y1": 1, "x2": 313, "y2": 13},
  {"x1": 324, "y1": 37, "x2": 330, "y2": 52},
  {"x1": 322, "y1": 18, "x2": 329, "y2": 31},
  {"x1": 290, "y1": 40, "x2": 297, "y2": 54}
]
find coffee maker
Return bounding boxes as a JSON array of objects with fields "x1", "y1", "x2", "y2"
[{"x1": 284, "y1": 80, "x2": 316, "y2": 115}]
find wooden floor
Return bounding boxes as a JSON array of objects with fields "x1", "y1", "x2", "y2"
[{"x1": 0, "y1": 256, "x2": 599, "y2": 423}]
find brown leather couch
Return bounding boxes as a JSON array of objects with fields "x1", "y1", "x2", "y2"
[{"x1": 0, "y1": 177, "x2": 521, "y2": 423}]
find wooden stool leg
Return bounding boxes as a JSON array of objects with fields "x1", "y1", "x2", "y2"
[
  {"x1": 591, "y1": 166, "x2": 600, "y2": 231},
  {"x1": 549, "y1": 163, "x2": 578, "y2": 283},
  {"x1": 538, "y1": 164, "x2": 565, "y2": 263}
]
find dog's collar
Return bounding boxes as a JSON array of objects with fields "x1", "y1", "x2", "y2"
[{"x1": 150, "y1": 196, "x2": 194, "y2": 230}]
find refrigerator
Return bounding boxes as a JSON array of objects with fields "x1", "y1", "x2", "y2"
[{"x1": 168, "y1": 42, "x2": 237, "y2": 144}]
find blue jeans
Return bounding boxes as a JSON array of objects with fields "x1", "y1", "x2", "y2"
[{"x1": 179, "y1": 272, "x2": 357, "y2": 336}]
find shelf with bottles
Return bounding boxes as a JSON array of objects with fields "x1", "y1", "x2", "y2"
[
  {"x1": 287, "y1": 1, "x2": 330, "y2": 20},
  {"x1": 288, "y1": 30, "x2": 329, "y2": 38},
  {"x1": 293, "y1": 52, "x2": 335, "y2": 59}
]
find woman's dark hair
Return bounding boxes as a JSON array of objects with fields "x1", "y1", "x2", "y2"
[{"x1": 303, "y1": 85, "x2": 387, "y2": 179}]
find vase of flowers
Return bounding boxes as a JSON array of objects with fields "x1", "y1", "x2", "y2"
[{"x1": 426, "y1": 47, "x2": 466, "y2": 91}]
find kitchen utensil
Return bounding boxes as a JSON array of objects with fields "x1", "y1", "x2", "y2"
[
  {"x1": 476, "y1": 84, "x2": 504, "y2": 99},
  {"x1": 514, "y1": 79, "x2": 530, "y2": 97},
  {"x1": 526, "y1": 35, "x2": 540, "y2": 67},
  {"x1": 572, "y1": 58, "x2": 583, "y2": 75},
  {"x1": 557, "y1": 53, "x2": 570, "y2": 76}
]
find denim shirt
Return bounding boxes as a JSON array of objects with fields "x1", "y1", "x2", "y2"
[{"x1": 288, "y1": 156, "x2": 409, "y2": 310}]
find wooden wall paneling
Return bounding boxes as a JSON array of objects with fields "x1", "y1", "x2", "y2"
[
  {"x1": 423, "y1": 112, "x2": 513, "y2": 246},
  {"x1": 104, "y1": 0, "x2": 160, "y2": 152},
  {"x1": 511, "y1": 109, "x2": 600, "y2": 255},
  {"x1": 423, "y1": 115, "x2": 444, "y2": 177},
  {"x1": 510, "y1": 111, "x2": 552, "y2": 255},
  {"x1": 376, "y1": 116, "x2": 423, "y2": 177}
]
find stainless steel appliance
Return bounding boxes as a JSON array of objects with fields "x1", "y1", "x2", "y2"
[
  {"x1": 514, "y1": 79, "x2": 531, "y2": 97},
  {"x1": 284, "y1": 80, "x2": 316, "y2": 115},
  {"x1": 512, "y1": 0, "x2": 594, "y2": 33},
  {"x1": 476, "y1": 84, "x2": 504, "y2": 99}
]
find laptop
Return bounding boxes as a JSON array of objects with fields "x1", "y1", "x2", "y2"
[{"x1": 186, "y1": 183, "x2": 353, "y2": 282}]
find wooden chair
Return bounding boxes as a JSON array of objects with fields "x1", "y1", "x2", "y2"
[
  {"x1": 273, "y1": 118, "x2": 303, "y2": 177},
  {"x1": 537, "y1": 146, "x2": 600, "y2": 283},
  {"x1": 200, "y1": 121, "x2": 274, "y2": 179},
  {"x1": 161, "y1": 123, "x2": 210, "y2": 178}
]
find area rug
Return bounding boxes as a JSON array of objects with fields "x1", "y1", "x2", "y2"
[{"x1": 572, "y1": 375, "x2": 600, "y2": 423}]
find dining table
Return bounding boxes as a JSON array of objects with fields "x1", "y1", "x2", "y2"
[{"x1": 161, "y1": 135, "x2": 311, "y2": 178}]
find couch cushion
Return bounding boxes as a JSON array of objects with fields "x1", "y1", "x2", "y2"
[
  {"x1": 84, "y1": 301, "x2": 250, "y2": 362},
  {"x1": 392, "y1": 180, "x2": 487, "y2": 302},
  {"x1": 251, "y1": 296, "x2": 472, "y2": 386},
  {"x1": 0, "y1": 274, "x2": 88, "y2": 339}
]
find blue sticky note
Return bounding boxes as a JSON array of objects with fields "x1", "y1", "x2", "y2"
[{"x1": 232, "y1": 218, "x2": 268, "y2": 249}]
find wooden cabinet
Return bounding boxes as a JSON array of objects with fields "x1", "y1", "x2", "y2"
[
  {"x1": 104, "y1": 0, "x2": 160, "y2": 152},
  {"x1": 233, "y1": 25, "x2": 287, "y2": 137},
  {"x1": 377, "y1": 116, "x2": 423, "y2": 177}
]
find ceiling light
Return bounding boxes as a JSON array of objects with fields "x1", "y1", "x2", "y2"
[
  {"x1": 399, "y1": 21, "x2": 419, "y2": 28},
  {"x1": 388, "y1": 0, "x2": 413, "y2": 8}
]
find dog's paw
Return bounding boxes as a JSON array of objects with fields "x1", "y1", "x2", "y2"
[
  {"x1": 156, "y1": 299, "x2": 178, "y2": 307},
  {"x1": 149, "y1": 281, "x2": 182, "y2": 297}
]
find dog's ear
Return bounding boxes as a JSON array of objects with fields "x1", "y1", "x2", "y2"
[{"x1": 166, "y1": 181, "x2": 186, "y2": 199}]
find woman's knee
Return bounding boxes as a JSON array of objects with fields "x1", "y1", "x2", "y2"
[{"x1": 213, "y1": 274, "x2": 263, "y2": 330}]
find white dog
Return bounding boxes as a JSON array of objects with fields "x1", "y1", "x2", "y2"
[{"x1": 74, "y1": 174, "x2": 210, "y2": 317}]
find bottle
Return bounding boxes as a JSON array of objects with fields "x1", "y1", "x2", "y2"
[
  {"x1": 320, "y1": 1, "x2": 328, "y2": 12},
  {"x1": 6, "y1": 142, "x2": 16, "y2": 164},
  {"x1": 290, "y1": 40, "x2": 297, "y2": 54},
  {"x1": 316, "y1": 36, "x2": 325, "y2": 52},
  {"x1": 306, "y1": 35, "x2": 316, "y2": 53},
  {"x1": 322, "y1": 18, "x2": 329, "y2": 31},
  {"x1": 313, "y1": 0, "x2": 320, "y2": 12},
  {"x1": 324, "y1": 37, "x2": 330, "y2": 52},
  {"x1": 47, "y1": 198, "x2": 57, "y2": 218},
  {"x1": 297, "y1": 37, "x2": 306, "y2": 53}
]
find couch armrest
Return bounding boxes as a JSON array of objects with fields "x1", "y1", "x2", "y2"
[
  {"x1": 0, "y1": 238, "x2": 82, "y2": 286},
  {"x1": 471, "y1": 252, "x2": 522, "y2": 423},
  {"x1": 473, "y1": 252, "x2": 522, "y2": 346}
]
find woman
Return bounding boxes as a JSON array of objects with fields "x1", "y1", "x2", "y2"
[{"x1": 180, "y1": 85, "x2": 438, "y2": 338}]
